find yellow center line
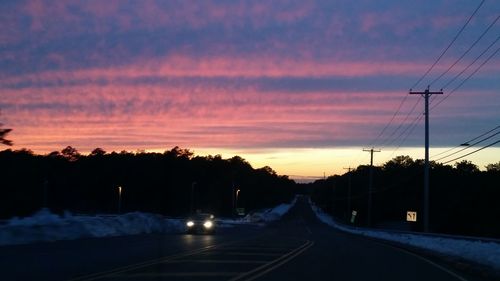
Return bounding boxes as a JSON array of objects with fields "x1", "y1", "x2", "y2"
[
  {"x1": 202, "y1": 251, "x2": 282, "y2": 256},
  {"x1": 229, "y1": 240, "x2": 315, "y2": 281},
  {"x1": 67, "y1": 239, "x2": 241, "y2": 281},
  {"x1": 166, "y1": 259, "x2": 268, "y2": 264},
  {"x1": 112, "y1": 272, "x2": 241, "y2": 278},
  {"x1": 220, "y1": 246, "x2": 295, "y2": 251}
]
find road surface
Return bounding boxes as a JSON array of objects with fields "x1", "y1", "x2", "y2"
[{"x1": 0, "y1": 196, "x2": 488, "y2": 281}]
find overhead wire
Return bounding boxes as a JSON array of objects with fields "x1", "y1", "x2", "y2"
[
  {"x1": 360, "y1": 0, "x2": 489, "y2": 169},
  {"x1": 370, "y1": 1, "x2": 486, "y2": 158},
  {"x1": 388, "y1": 113, "x2": 424, "y2": 158},
  {"x1": 433, "y1": 129, "x2": 500, "y2": 162},
  {"x1": 380, "y1": 99, "x2": 421, "y2": 148},
  {"x1": 429, "y1": 15, "x2": 500, "y2": 87},
  {"x1": 431, "y1": 125, "x2": 500, "y2": 158},
  {"x1": 367, "y1": 95, "x2": 409, "y2": 148},
  {"x1": 432, "y1": 43, "x2": 500, "y2": 110},
  {"x1": 440, "y1": 34, "x2": 500, "y2": 91},
  {"x1": 410, "y1": 0, "x2": 486, "y2": 90},
  {"x1": 441, "y1": 139, "x2": 500, "y2": 164}
]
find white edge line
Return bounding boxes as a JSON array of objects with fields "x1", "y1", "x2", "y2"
[{"x1": 366, "y1": 236, "x2": 470, "y2": 281}]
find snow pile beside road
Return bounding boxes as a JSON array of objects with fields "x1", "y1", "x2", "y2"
[
  {"x1": 310, "y1": 201, "x2": 500, "y2": 272},
  {"x1": 246, "y1": 196, "x2": 298, "y2": 222},
  {"x1": 219, "y1": 196, "x2": 298, "y2": 225},
  {"x1": 0, "y1": 197, "x2": 299, "y2": 246},
  {"x1": 0, "y1": 209, "x2": 184, "y2": 246}
]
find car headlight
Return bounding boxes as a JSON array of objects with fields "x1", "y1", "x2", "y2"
[
  {"x1": 203, "y1": 220, "x2": 213, "y2": 228},
  {"x1": 186, "y1": 221, "x2": 194, "y2": 227}
]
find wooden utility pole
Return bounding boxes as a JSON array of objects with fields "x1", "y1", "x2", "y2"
[
  {"x1": 343, "y1": 167, "x2": 352, "y2": 222},
  {"x1": 363, "y1": 148, "x2": 380, "y2": 227},
  {"x1": 410, "y1": 86, "x2": 443, "y2": 232}
]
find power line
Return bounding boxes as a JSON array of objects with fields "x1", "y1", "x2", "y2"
[
  {"x1": 431, "y1": 125, "x2": 500, "y2": 159},
  {"x1": 381, "y1": 99, "x2": 421, "y2": 148},
  {"x1": 432, "y1": 43, "x2": 500, "y2": 110},
  {"x1": 388, "y1": 113, "x2": 424, "y2": 158},
  {"x1": 433, "y1": 129, "x2": 500, "y2": 162},
  {"x1": 441, "y1": 139, "x2": 500, "y2": 164},
  {"x1": 369, "y1": 1, "x2": 486, "y2": 151},
  {"x1": 440, "y1": 34, "x2": 500, "y2": 90},
  {"x1": 429, "y1": 15, "x2": 500, "y2": 87},
  {"x1": 368, "y1": 95, "x2": 409, "y2": 147},
  {"x1": 410, "y1": 0, "x2": 486, "y2": 90}
]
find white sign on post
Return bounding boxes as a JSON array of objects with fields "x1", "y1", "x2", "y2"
[{"x1": 406, "y1": 211, "x2": 417, "y2": 222}]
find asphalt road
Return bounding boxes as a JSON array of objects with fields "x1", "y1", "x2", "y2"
[{"x1": 0, "y1": 196, "x2": 489, "y2": 281}]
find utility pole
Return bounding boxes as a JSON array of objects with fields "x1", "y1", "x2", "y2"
[
  {"x1": 231, "y1": 182, "x2": 236, "y2": 216},
  {"x1": 343, "y1": 167, "x2": 352, "y2": 222},
  {"x1": 410, "y1": 86, "x2": 443, "y2": 233},
  {"x1": 363, "y1": 148, "x2": 380, "y2": 227}
]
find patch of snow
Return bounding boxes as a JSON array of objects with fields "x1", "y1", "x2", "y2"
[
  {"x1": 0, "y1": 198, "x2": 298, "y2": 246},
  {"x1": 217, "y1": 197, "x2": 298, "y2": 225},
  {"x1": 0, "y1": 209, "x2": 184, "y2": 246},
  {"x1": 309, "y1": 199, "x2": 500, "y2": 272},
  {"x1": 245, "y1": 196, "x2": 298, "y2": 223}
]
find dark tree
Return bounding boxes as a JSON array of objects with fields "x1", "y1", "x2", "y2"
[
  {"x1": 61, "y1": 146, "x2": 81, "y2": 161},
  {"x1": 0, "y1": 123, "x2": 12, "y2": 146},
  {"x1": 455, "y1": 160, "x2": 479, "y2": 174},
  {"x1": 90, "y1": 147, "x2": 106, "y2": 156},
  {"x1": 485, "y1": 161, "x2": 500, "y2": 172},
  {"x1": 309, "y1": 155, "x2": 500, "y2": 238},
  {"x1": 0, "y1": 147, "x2": 295, "y2": 219}
]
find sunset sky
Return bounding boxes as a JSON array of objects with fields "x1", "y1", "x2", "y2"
[{"x1": 1, "y1": 0, "x2": 499, "y2": 181}]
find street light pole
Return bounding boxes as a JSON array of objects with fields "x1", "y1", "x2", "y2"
[
  {"x1": 117, "y1": 186, "x2": 122, "y2": 214},
  {"x1": 43, "y1": 178, "x2": 49, "y2": 209},
  {"x1": 190, "y1": 182, "x2": 196, "y2": 213},
  {"x1": 235, "y1": 189, "x2": 241, "y2": 209}
]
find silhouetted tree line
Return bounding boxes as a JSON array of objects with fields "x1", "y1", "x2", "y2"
[
  {"x1": 309, "y1": 155, "x2": 500, "y2": 238},
  {"x1": 0, "y1": 146, "x2": 295, "y2": 219}
]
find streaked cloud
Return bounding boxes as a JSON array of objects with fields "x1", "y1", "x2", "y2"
[{"x1": 1, "y1": 0, "x2": 499, "y2": 176}]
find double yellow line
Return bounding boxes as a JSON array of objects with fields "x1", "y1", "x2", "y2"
[
  {"x1": 68, "y1": 243, "x2": 222, "y2": 281},
  {"x1": 229, "y1": 240, "x2": 315, "y2": 281},
  {"x1": 69, "y1": 236, "x2": 313, "y2": 281}
]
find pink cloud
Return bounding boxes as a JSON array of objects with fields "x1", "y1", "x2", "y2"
[
  {"x1": 5, "y1": 79, "x2": 496, "y2": 153},
  {"x1": 3, "y1": 73, "x2": 409, "y2": 154},
  {"x1": 0, "y1": 54, "x2": 440, "y2": 88}
]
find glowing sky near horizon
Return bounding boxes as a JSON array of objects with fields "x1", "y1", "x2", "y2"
[{"x1": 1, "y1": 0, "x2": 499, "y2": 180}]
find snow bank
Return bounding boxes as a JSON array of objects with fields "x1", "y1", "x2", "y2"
[
  {"x1": 218, "y1": 197, "x2": 298, "y2": 225},
  {"x1": 0, "y1": 209, "x2": 184, "y2": 246},
  {"x1": 0, "y1": 198, "x2": 298, "y2": 246},
  {"x1": 310, "y1": 200, "x2": 500, "y2": 272},
  {"x1": 245, "y1": 196, "x2": 298, "y2": 223}
]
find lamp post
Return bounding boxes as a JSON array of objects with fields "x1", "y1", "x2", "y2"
[
  {"x1": 117, "y1": 186, "x2": 122, "y2": 214},
  {"x1": 190, "y1": 182, "x2": 196, "y2": 213},
  {"x1": 43, "y1": 178, "x2": 49, "y2": 209},
  {"x1": 235, "y1": 189, "x2": 241, "y2": 209}
]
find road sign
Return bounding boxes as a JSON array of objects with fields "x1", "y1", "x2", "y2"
[
  {"x1": 350, "y1": 210, "x2": 357, "y2": 223},
  {"x1": 236, "y1": 208, "x2": 245, "y2": 216},
  {"x1": 406, "y1": 211, "x2": 417, "y2": 222}
]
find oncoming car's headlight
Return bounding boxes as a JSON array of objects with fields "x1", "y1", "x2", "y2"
[
  {"x1": 186, "y1": 221, "x2": 194, "y2": 227},
  {"x1": 203, "y1": 220, "x2": 213, "y2": 228}
]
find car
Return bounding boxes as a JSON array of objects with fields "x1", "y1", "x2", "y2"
[{"x1": 185, "y1": 213, "x2": 216, "y2": 234}]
